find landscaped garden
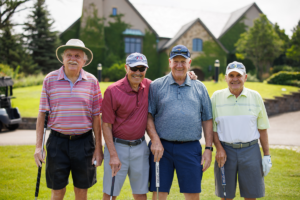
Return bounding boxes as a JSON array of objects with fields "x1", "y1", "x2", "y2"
[{"x1": 11, "y1": 81, "x2": 300, "y2": 117}]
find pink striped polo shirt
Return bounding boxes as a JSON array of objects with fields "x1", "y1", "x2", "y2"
[
  {"x1": 39, "y1": 66, "x2": 102, "y2": 135},
  {"x1": 102, "y1": 76, "x2": 151, "y2": 140}
]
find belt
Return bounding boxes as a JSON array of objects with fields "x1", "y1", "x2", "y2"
[
  {"x1": 51, "y1": 129, "x2": 92, "y2": 140},
  {"x1": 113, "y1": 136, "x2": 145, "y2": 147},
  {"x1": 221, "y1": 139, "x2": 258, "y2": 149},
  {"x1": 160, "y1": 138, "x2": 197, "y2": 144}
]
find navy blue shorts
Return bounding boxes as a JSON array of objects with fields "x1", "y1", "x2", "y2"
[{"x1": 149, "y1": 139, "x2": 203, "y2": 194}]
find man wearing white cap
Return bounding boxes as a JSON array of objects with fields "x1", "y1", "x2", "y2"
[
  {"x1": 34, "y1": 39, "x2": 103, "y2": 200},
  {"x1": 211, "y1": 61, "x2": 272, "y2": 200}
]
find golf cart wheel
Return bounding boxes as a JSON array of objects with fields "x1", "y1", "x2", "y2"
[{"x1": 7, "y1": 124, "x2": 19, "y2": 131}]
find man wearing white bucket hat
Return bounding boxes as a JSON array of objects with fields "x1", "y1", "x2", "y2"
[{"x1": 34, "y1": 39, "x2": 103, "y2": 200}]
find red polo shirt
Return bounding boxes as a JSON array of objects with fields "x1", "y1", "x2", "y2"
[{"x1": 102, "y1": 76, "x2": 151, "y2": 140}]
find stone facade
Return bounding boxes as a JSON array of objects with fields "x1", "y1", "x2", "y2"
[{"x1": 165, "y1": 21, "x2": 214, "y2": 59}]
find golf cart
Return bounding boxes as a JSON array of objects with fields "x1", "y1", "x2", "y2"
[{"x1": 0, "y1": 77, "x2": 22, "y2": 132}]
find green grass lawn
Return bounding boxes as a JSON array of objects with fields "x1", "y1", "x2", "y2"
[
  {"x1": 0, "y1": 146, "x2": 299, "y2": 200},
  {"x1": 11, "y1": 81, "x2": 299, "y2": 117}
]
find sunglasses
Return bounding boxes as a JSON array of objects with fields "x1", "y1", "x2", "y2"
[
  {"x1": 170, "y1": 51, "x2": 191, "y2": 58},
  {"x1": 130, "y1": 66, "x2": 147, "y2": 72},
  {"x1": 227, "y1": 63, "x2": 245, "y2": 69}
]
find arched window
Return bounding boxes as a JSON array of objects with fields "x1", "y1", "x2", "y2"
[{"x1": 193, "y1": 38, "x2": 203, "y2": 52}]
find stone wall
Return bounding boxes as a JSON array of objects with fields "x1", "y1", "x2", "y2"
[{"x1": 18, "y1": 91, "x2": 300, "y2": 130}]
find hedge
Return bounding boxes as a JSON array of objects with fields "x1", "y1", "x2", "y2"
[{"x1": 267, "y1": 71, "x2": 300, "y2": 86}]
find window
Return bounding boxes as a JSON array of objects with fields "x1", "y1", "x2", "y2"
[
  {"x1": 125, "y1": 37, "x2": 142, "y2": 54},
  {"x1": 192, "y1": 38, "x2": 203, "y2": 52},
  {"x1": 112, "y1": 8, "x2": 117, "y2": 16}
]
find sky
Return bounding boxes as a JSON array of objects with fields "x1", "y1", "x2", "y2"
[{"x1": 12, "y1": 0, "x2": 300, "y2": 37}]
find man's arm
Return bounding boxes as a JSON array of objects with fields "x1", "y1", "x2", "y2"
[
  {"x1": 213, "y1": 131, "x2": 227, "y2": 168},
  {"x1": 259, "y1": 129, "x2": 270, "y2": 156},
  {"x1": 92, "y1": 114, "x2": 103, "y2": 167},
  {"x1": 34, "y1": 111, "x2": 46, "y2": 167},
  {"x1": 146, "y1": 113, "x2": 164, "y2": 162},
  {"x1": 201, "y1": 119, "x2": 213, "y2": 171},
  {"x1": 102, "y1": 122, "x2": 121, "y2": 176}
]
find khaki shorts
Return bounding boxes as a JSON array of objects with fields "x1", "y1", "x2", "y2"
[{"x1": 103, "y1": 140, "x2": 150, "y2": 196}]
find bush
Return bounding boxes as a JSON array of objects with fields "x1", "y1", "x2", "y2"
[
  {"x1": 246, "y1": 73, "x2": 259, "y2": 82},
  {"x1": 13, "y1": 73, "x2": 45, "y2": 88},
  {"x1": 267, "y1": 71, "x2": 300, "y2": 86},
  {"x1": 102, "y1": 63, "x2": 126, "y2": 81},
  {"x1": 271, "y1": 65, "x2": 300, "y2": 74}
]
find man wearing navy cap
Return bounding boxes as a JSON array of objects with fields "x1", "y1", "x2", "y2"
[{"x1": 147, "y1": 45, "x2": 214, "y2": 200}]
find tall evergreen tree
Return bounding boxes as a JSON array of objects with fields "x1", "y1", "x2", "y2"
[
  {"x1": 23, "y1": 0, "x2": 60, "y2": 73},
  {"x1": 273, "y1": 23, "x2": 290, "y2": 66},
  {"x1": 286, "y1": 20, "x2": 300, "y2": 65},
  {"x1": 0, "y1": 23, "x2": 37, "y2": 74}
]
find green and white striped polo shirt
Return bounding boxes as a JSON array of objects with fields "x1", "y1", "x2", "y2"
[{"x1": 211, "y1": 87, "x2": 270, "y2": 143}]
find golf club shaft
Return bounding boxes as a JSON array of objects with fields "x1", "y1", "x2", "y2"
[
  {"x1": 156, "y1": 161, "x2": 159, "y2": 200},
  {"x1": 34, "y1": 111, "x2": 49, "y2": 199},
  {"x1": 220, "y1": 166, "x2": 226, "y2": 200},
  {"x1": 110, "y1": 176, "x2": 115, "y2": 200}
]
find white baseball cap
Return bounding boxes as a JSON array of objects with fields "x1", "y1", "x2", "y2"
[{"x1": 226, "y1": 61, "x2": 246, "y2": 75}]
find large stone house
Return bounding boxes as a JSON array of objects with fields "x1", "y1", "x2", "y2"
[{"x1": 60, "y1": 0, "x2": 263, "y2": 80}]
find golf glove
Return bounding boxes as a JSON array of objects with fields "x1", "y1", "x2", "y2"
[{"x1": 262, "y1": 155, "x2": 272, "y2": 177}]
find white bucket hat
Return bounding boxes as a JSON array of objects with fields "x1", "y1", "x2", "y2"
[{"x1": 56, "y1": 39, "x2": 93, "y2": 67}]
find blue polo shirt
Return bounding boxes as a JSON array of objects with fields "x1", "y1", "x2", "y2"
[{"x1": 148, "y1": 72, "x2": 212, "y2": 141}]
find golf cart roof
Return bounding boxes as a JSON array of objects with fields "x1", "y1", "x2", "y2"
[{"x1": 0, "y1": 77, "x2": 14, "y2": 87}]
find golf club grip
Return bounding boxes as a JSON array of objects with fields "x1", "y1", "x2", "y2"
[
  {"x1": 110, "y1": 176, "x2": 115, "y2": 197},
  {"x1": 35, "y1": 166, "x2": 42, "y2": 197},
  {"x1": 156, "y1": 162, "x2": 160, "y2": 187},
  {"x1": 44, "y1": 111, "x2": 49, "y2": 128},
  {"x1": 220, "y1": 166, "x2": 226, "y2": 185}
]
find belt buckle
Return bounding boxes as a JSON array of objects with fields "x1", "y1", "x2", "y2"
[
  {"x1": 129, "y1": 141, "x2": 134, "y2": 147},
  {"x1": 232, "y1": 143, "x2": 240, "y2": 148},
  {"x1": 69, "y1": 135, "x2": 72, "y2": 140}
]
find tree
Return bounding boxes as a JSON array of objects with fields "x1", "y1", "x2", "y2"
[
  {"x1": 286, "y1": 20, "x2": 300, "y2": 63},
  {"x1": 235, "y1": 14, "x2": 283, "y2": 81},
  {"x1": 273, "y1": 23, "x2": 290, "y2": 66},
  {"x1": 23, "y1": 0, "x2": 60, "y2": 74},
  {"x1": 0, "y1": 0, "x2": 30, "y2": 29},
  {"x1": 0, "y1": 23, "x2": 37, "y2": 74}
]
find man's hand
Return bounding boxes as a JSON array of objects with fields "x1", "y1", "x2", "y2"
[
  {"x1": 201, "y1": 149, "x2": 212, "y2": 171},
  {"x1": 151, "y1": 139, "x2": 164, "y2": 162},
  {"x1": 215, "y1": 146, "x2": 227, "y2": 168},
  {"x1": 34, "y1": 147, "x2": 46, "y2": 167},
  {"x1": 92, "y1": 147, "x2": 104, "y2": 167},
  {"x1": 109, "y1": 156, "x2": 122, "y2": 177},
  {"x1": 187, "y1": 71, "x2": 198, "y2": 80}
]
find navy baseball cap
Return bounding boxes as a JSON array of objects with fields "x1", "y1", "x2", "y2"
[
  {"x1": 126, "y1": 52, "x2": 149, "y2": 68},
  {"x1": 169, "y1": 45, "x2": 191, "y2": 59}
]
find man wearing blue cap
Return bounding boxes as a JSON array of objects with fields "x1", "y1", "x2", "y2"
[{"x1": 147, "y1": 45, "x2": 214, "y2": 200}]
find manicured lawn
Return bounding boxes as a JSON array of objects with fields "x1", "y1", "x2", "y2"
[
  {"x1": 11, "y1": 81, "x2": 299, "y2": 117},
  {"x1": 0, "y1": 146, "x2": 299, "y2": 199}
]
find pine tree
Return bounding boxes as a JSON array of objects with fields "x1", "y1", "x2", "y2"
[
  {"x1": 23, "y1": 0, "x2": 60, "y2": 74},
  {"x1": 0, "y1": 23, "x2": 37, "y2": 74}
]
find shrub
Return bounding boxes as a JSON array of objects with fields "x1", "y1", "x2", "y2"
[
  {"x1": 267, "y1": 71, "x2": 300, "y2": 86},
  {"x1": 246, "y1": 73, "x2": 259, "y2": 82},
  {"x1": 270, "y1": 65, "x2": 299, "y2": 74},
  {"x1": 102, "y1": 63, "x2": 126, "y2": 82},
  {"x1": 13, "y1": 73, "x2": 45, "y2": 88}
]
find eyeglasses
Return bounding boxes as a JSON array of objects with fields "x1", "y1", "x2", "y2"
[
  {"x1": 170, "y1": 51, "x2": 191, "y2": 58},
  {"x1": 130, "y1": 66, "x2": 147, "y2": 72},
  {"x1": 227, "y1": 63, "x2": 245, "y2": 69}
]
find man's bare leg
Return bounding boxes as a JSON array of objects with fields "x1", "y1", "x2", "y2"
[
  {"x1": 74, "y1": 187, "x2": 87, "y2": 200},
  {"x1": 51, "y1": 188, "x2": 66, "y2": 200},
  {"x1": 184, "y1": 193, "x2": 199, "y2": 200},
  {"x1": 103, "y1": 193, "x2": 117, "y2": 200},
  {"x1": 132, "y1": 194, "x2": 147, "y2": 200}
]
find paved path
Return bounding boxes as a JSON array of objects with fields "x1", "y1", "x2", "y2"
[{"x1": 0, "y1": 111, "x2": 299, "y2": 146}]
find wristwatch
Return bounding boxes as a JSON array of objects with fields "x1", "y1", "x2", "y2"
[{"x1": 205, "y1": 146, "x2": 213, "y2": 151}]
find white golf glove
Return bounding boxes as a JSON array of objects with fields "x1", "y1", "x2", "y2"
[{"x1": 262, "y1": 155, "x2": 272, "y2": 177}]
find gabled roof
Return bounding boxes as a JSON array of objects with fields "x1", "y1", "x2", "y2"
[
  {"x1": 162, "y1": 18, "x2": 228, "y2": 53},
  {"x1": 130, "y1": 2, "x2": 230, "y2": 39},
  {"x1": 219, "y1": 3, "x2": 263, "y2": 38}
]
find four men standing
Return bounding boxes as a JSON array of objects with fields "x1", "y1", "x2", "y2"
[{"x1": 35, "y1": 40, "x2": 272, "y2": 199}]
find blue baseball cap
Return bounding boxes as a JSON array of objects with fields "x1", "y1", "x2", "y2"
[
  {"x1": 169, "y1": 45, "x2": 191, "y2": 59},
  {"x1": 126, "y1": 52, "x2": 149, "y2": 68}
]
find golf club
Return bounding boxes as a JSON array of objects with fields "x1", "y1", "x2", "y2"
[
  {"x1": 34, "y1": 111, "x2": 49, "y2": 200},
  {"x1": 110, "y1": 176, "x2": 115, "y2": 200},
  {"x1": 156, "y1": 161, "x2": 160, "y2": 200},
  {"x1": 220, "y1": 165, "x2": 227, "y2": 200}
]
